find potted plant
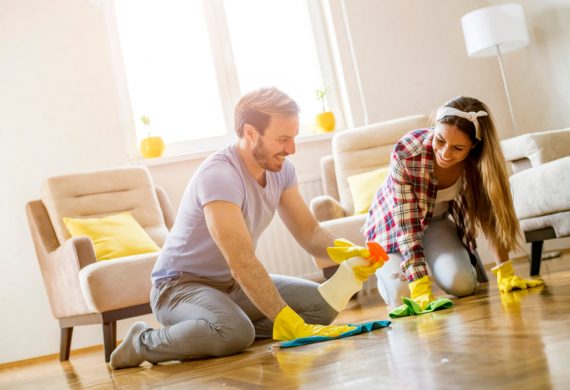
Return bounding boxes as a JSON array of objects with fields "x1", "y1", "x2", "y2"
[
  {"x1": 315, "y1": 87, "x2": 335, "y2": 132},
  {"x1": 139, "y1": 115, "x2": 165, "y2": 158}
]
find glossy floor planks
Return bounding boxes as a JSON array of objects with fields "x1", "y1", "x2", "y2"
[{"x1": 1, "y1": 253, "x2": 569, "y2": 389}]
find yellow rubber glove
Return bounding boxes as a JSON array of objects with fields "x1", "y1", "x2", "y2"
[
  {"x1": 408, "y1": 275, "x2": 436, "y2": 311},
  {"x1": 327, "y1": 239, "x2": 370, "y2": 263},
  {"x1": 327, "y1": 239, "x2": 389, "y2": 281},
  {"x1": 272, "y1": 306, "x2": 356, "y2": 341},
  {"x1": 491, "y1": 260, "x2": 544, "y2": 293}
]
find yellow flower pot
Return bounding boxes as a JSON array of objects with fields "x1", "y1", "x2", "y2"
[
  {"x1": 140, "y1": 136, "x2": 165, "y2": 158},
  {"x1": 316, "y1": 111, "x2": 335, "y2": 132}
]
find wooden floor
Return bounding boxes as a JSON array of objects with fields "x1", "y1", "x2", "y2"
[{"x1": 1, "y1": 253, "x2": 569, "y2": 390}]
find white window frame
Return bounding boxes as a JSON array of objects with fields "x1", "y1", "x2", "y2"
[{"x1": 103, "y1": 0, "x2": 345, "y2": 159}]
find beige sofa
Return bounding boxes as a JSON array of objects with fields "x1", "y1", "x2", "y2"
[
  {"x1": 26, "y1": 166, "x2": 174, "y2": 362},
  {"x1": 501, "y1": 128, "x2": 570, "y2": 275}
]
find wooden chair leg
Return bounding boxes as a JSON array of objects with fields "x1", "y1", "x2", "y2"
[
  {"x1": 60, "y1": 327, "x2": 73, "y2": 361},
  {"x1": 530, "y1": 240, "x2": 544, "y2": 276},
  {"x1": 102, "y1": 321, "x2": 117, "y2": 363}
]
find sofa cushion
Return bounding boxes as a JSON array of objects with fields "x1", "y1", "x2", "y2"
[
  {"x1": 519, "y1": 211, "x2": 570, "y2": 238},
  {"x1": 510, "y1": 156, "x2": 570, "y2": 219}
]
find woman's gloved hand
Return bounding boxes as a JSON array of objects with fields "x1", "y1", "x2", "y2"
[
  {"x1": 408, "y1": 275, "x2": 436, "y2": 311},
  {"x1": 492, "y1": 260, "x2": 544, "y2": 293},
  {"x1": 272, "y1": 306, "x2": 355, "y2": 341}
]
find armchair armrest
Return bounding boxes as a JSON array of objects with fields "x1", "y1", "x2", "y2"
[
  {"x1": 312, "y1": 214, "x2": 367, "y2": 269},
  {"x1": 310, "y1": 195, "x2": 347, "y2": 222},
  {"x1": 501, "y1": 128, "x2": 570, "y2": 173},
  {"x1": 45, "y1": 237, "x2": 96, "y2": 318},
  {"x1": 26, "y1": 201, "x2": 95, "y2": 318}
]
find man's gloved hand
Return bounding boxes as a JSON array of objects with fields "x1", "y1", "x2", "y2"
[
  {"x1": 327, "y1": 238, "x2": 370, "y2": 263},
  {"x1": 409, "y1": 275, "x2": 436, "y2": 311},
  {"x1": 492, "y1": 260, "x2": 544, "y2": 293},
  {"x1": 273, "y1": 306, "x2": 356, "y2": 341},
  {"x1": 326, "y1": 239, "x2": 388, "y2": 281}
]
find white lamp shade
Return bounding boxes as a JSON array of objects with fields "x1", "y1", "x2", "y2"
[{"x1": 461, "y1": 4, "x2": 529, "y2": 57}]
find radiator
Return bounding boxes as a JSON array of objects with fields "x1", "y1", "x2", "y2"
[
  {"x1": 255, "y1": 173, "x2": 378, "y2": 295},
  {"x1": 255, "y1": 173, "x2": 324, "y2": 280}
]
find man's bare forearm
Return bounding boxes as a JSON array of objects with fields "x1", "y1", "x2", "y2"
[
  {"x1": 302, "y1": 224, "x2": 336, "y2": 259},
  {"x1": 231, "y1": 257, "x2": 286, "y2": 320}
]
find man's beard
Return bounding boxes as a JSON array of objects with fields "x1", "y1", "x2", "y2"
[{"x1": 252, "y1": 137, "x2": 286, "y2": 172}]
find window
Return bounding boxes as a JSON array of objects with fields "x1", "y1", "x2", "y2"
[{"x1": 111, "y1": 0, "x2": 341, "y2": 156}]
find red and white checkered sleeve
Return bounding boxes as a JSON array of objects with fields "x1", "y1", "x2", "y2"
[{"x1": 390, "y1": 155, "x2": 429, "y2": 282}]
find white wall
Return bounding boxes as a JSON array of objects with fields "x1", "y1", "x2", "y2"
[
  {"x1": 0, "y1": 0, "x2": 135, "y2": 364},
  {"x1": 1, "y1": 0, "x2": 569, "y2": 364},
  {"x1": 332, "y1": 0, "x2": 570, "y2": 135},
  {"x1": 494, "y1": 0, "x2": 570, "y2": 134}
]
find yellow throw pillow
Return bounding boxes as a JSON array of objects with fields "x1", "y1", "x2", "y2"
[
  {"x1": 63, "y1": 212, "x2": 160, "y2": 261},
  {"x1": 347, "y1": 167, "x2": 390, "y2": 215}
]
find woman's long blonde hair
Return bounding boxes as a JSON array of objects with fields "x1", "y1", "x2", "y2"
[{"x1": 437, "y1": 96, "x2": 521, "y2": 254}]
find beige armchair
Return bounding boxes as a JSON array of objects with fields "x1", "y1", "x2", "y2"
[
  {"x1": 26, "y1": 166, "x2": 174, "y2": 362},
  {"x1": 310, "y1": 115, "x2": 430, "y2": 277},
  {"x1": 501, "y1": 128, "x2": 570, "y2": 275}
]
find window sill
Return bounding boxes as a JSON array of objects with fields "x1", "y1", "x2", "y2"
[{"x1": 132, "y1": 130, "x2": 337, "y2": 167}]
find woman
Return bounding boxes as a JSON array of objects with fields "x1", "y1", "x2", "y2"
[{"x1": 363, "y1": 96, "x2": 543, "y2": 309}]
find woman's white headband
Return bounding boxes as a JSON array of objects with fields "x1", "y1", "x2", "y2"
[{"x1": 435, "y1": 106, "x2": 488, "y2": 141}]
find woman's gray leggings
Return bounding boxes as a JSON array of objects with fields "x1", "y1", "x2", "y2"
[
  {"x1": 135, "y1": 274, "x2": 337, "y2": 363},
  {"x1": 375, "y1": 217, "x2": 478, "y2": 306}
]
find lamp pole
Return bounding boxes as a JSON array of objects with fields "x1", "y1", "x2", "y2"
[
  {"x1": 496, "y1": 44, "x2": 519, "y2": 134},
  {"x1": 341, "y1": 0, "x2": 369, "y2": 126}
]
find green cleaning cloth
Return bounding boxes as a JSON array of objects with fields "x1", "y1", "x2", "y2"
[
  {"x1": 389, "y1": 297, "x2": 454, "y2": 318},
  {"x1": 279, "y1": 320, "x2": 391, "y2": 348}
]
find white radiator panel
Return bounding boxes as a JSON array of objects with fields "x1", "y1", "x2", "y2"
[{"x1": 255, "y1": 174, "x2": 324, "y2": 280}]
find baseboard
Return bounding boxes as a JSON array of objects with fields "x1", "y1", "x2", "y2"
[{"x1": 0, "y1": 344, "x2": 105, "y2": 368}]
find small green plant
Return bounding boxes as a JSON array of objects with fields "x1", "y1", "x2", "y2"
[
  {"x1": 140, "y1": 115, "x2": 151, "y2": 137},
  {"x1": 316, "y1": 87, "x2": 328, "y2": 112}
]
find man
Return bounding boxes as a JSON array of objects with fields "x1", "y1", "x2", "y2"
[{"x1": 110, "y1": 87, "x2": 379, "y2": 369}]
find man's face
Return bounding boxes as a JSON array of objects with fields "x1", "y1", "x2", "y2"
[{"x1": 251, "y1": 114, "x2": 299, "y2": 172}]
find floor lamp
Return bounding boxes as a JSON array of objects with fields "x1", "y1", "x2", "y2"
[{"x1": 461, "y1": 4, "x2": 529, "y2": 134}]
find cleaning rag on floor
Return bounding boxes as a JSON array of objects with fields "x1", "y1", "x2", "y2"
[
  {"x1": 279, "y1": 320, "x2": 391, "y2": 348},
  {"x1": 389, "y1": 297, "x2": 454, "y2": 318}
]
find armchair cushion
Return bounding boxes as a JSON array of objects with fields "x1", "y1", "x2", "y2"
[
  {"x1": 79, "y1": 252, "x2": 159, "y2": 312},
  {"x1": 347, "y1": 166, "x2": 390, "y2": 215},
  {"x1": 63, "y1": 212, "x2": 160, "y2": 261}
]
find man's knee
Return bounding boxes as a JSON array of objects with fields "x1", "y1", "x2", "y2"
[
  {"x1": 172, "y1": 317, "x2": 256, "y2": 357},
  {"x1": 210, "y1": 317, "x2": 256, "y2": 356}
]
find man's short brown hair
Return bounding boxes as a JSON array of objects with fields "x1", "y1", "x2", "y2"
[{"x1": 234, "y1": 87, "x2": 299, "y2": 138}]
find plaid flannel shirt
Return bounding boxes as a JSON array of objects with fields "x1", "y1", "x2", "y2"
[{"x1": 363, "y1": 128, "x2": 477, "y2": 282}]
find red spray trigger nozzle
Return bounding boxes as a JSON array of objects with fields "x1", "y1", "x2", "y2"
[{"x1": 366, "y1": 242, "x2": 389, "y2": 263}]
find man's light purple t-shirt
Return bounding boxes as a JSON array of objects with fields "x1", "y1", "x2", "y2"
[{"x1": 151, "y1": 144, "x2": 297, "y2": 285}]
